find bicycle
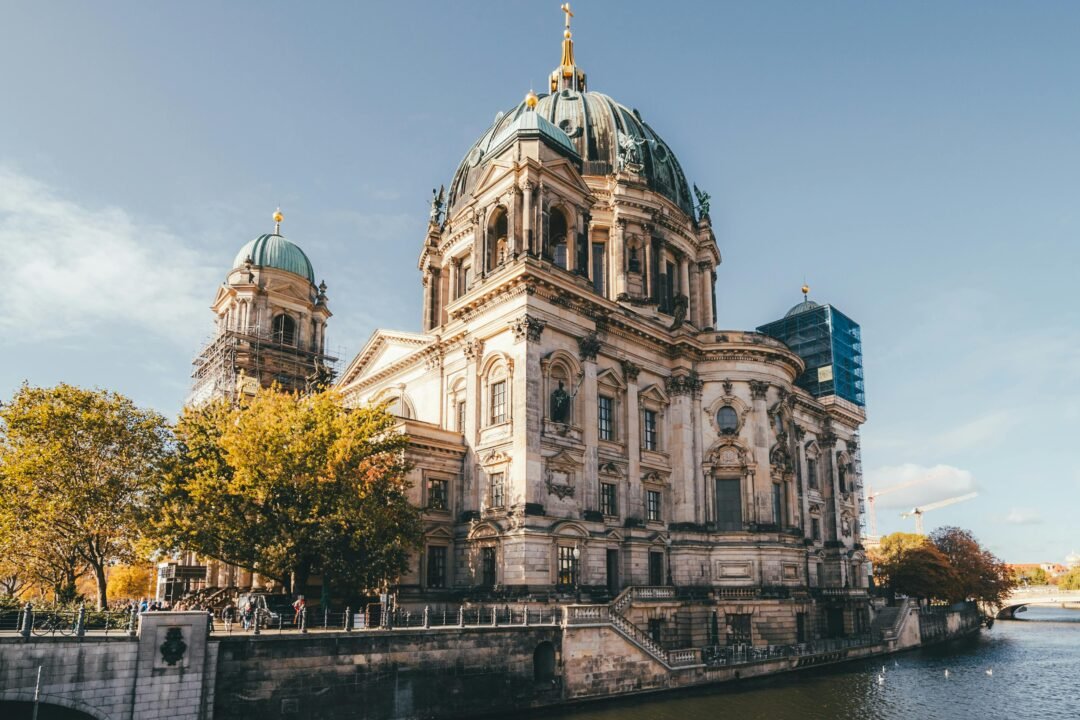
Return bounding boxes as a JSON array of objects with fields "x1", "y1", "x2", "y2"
[{"x1": 31, "y1": 611, "x2": 76, "y2": 637}]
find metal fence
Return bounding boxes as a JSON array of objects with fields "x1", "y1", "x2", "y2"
[
  {"x1": 702, "y1": 633, "x2": 879, "y2": 667},
  {"x1": 0, "y1": 604, "x2": 138, "y2": 639}
]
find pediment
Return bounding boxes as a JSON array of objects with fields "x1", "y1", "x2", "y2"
[
  {"x1": 596, "y1": 367, "x2": 626, "y2": 390},
  {"x1": 337, "y1": 329, "x2": 433, "y2": 389},
  {"x1": 545, "y1": 448, "x2": 583, "y2": 469},
  {"x1": 471, "y1": 161, "x2": 515, "y2": 201}
]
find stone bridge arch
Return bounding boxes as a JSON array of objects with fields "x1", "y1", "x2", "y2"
[{"x1": 0, "y1": 691, "x2": 111, "y2": 719}]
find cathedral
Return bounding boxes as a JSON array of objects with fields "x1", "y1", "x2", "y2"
[{"x1": 188, "y1": 7, "x2": 871, "y2": 643}]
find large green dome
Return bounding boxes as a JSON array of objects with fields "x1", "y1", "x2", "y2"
[
  {"x1": 232, "y1": 233, "x2": 315, "y2": 285},
  {"x1": 447, "y1": 89, "x2": 695, "y2": 218}
]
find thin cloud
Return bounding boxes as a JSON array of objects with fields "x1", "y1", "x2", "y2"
[
  {"x1": 1003, "y1": 508, "x2": 1042, "y2": 525},
  {"x1": 866, "y1": 463, "x2": 978, "y2": 510},
  {"x1": 0, "y1": 167, "x2": 217, "y2": 346}
]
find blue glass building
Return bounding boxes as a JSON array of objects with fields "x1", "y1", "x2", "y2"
[{"x1": 757, "y1": 298, "x2": 865, "y2": 407}]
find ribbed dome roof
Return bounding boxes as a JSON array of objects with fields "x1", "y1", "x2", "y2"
[
  {"x1": 447, "y1": 89, "x2": 695, "y2": 218},
  {"x1": 785, "y1": 299, "x2": 821, "y2": 317},
  {"x1": 232, "y1": 234, "x2": 315, "y2": 285}
]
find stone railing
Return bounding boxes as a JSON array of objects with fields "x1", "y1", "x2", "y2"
[
  {"x1": 564, "y1": 605, "x2": 610, "y2": 625},
  {"x1": 632, "y1": 586, "x2": 677, "y2": 601},
  {"x1": 714, "y1": 587, "x2": 761, "y2": 600},
  {"x1": 814, "y1": 587, "x2": 870, "y2": 598}
]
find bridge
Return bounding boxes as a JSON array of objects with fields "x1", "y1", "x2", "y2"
[{"x1": 997, "y1": 587, "x2": 1080, "y2": 619}]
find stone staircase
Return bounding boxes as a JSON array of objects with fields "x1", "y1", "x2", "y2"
[
  {"x1": 604, "y1": 587, "x2": 700, "y2": 669},
  {"x1": 871, "y1": 598, "x2": 911, "y2": 640}
]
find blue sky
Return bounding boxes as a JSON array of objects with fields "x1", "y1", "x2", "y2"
[{"x1": 1, "y1": 1, "x2": 1077, "y2": 562}]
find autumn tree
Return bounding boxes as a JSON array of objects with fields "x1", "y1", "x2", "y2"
[
  {"x1": 0, "y1": 384, "x2": 170, "y2": 608},
  {"x1": 870, "y1": 532, "x2": 958, "y2": 602},
  {"x1": 929, "y1": 526, "x2": 1016, "y2": 606},
  {"x1": 149, "y1": 389, "x2": 422, "y2": 596},
  {"x1": 1056, "y1": 566, "x2": 1080, "y2": 591}
]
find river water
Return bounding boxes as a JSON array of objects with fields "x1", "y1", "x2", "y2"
[{"x1": 540, "y1": 607, "x2": 1079, "y2": 720}]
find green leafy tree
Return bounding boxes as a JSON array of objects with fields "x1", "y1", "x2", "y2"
[
  {"x1": 0, "y1": 384, "x2": 170, "y2": 608},
  {"x1": 150, "y1": 389, "x2": 422, "y2": 596},
  {"x1": 929, "y1": 526, "x2": 1016, "y2": 606},
  {"x1": 1011, "y1": 566, "x2": 1049, "y2": 586},
  {"x1": 1059, "y1": 566, "x2": 1080, "y2": 591}
]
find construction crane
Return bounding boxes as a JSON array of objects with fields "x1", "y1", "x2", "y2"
[
  {"x1": 901, "y1": 492, "x2": 978, "y2": 534},
  {"x1": 866, "y1": 476, "x2": 934, "y2": 538}
]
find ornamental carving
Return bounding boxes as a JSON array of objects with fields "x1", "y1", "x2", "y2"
[
  {"x1": 578, "y1": 332, "x2": 601, "y2": 362},
  {"x1": 722, "y1": 380, "x2": 734, "y2": 396},
  {"x1": 463, "y1": 338, "x2": 484, "y2": 361},
  {"x1": 160, "y1": 627, "x2": 187, "y2": 667},
  {"x1": 620, "y1": 359, "x2": 641, "y2": 382},
  {"x1": 665, "y1": 371, "x2": 702, "y2": 397},
  {"x1": 749, "y1": 380, "x2": 770, "y2": 400},
  {"x1": 510, "y1": 315, "x2": 546, "y2": 343},
  {"x1": 545, "y1": 470, "x2": 576, "y2": 500},
  {"x1": 422, "y1": 347, "x2": 443, "y2": 370}
]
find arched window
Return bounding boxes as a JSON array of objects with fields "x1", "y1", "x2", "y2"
[
  {"x1": 272, "y1": 314, "x2": 296, "y2": 346},
  {"x1": 717, "y1": 406, "x2": 738, "y2": 434},
  {"x1": 549, "y1": 209, "x2": 568, "y2": 269},
  {"x1": 488, "y1": 207, "x2": 508, "y2": 271}
]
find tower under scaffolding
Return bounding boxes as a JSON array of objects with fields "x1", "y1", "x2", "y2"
[{"x1": 189, "y1": 324, "x2": 339, "y2": 406}]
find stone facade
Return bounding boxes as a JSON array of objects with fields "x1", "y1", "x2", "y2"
[{"x1": 335, "y1": 12, "x2": 870, "y2": 643}]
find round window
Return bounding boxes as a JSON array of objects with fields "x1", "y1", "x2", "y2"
[{"x1": 717, "y1": 406, "x2": 738, "y2": 434}]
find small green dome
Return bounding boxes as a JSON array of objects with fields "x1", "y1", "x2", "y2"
[{"x1": 232, "y1": 233, "x2": 315, "y2": 284}]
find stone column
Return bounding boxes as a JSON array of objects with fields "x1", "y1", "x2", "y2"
[
  {"x1": 666, "y1": 374, "x2": 699, "y2": 524},
  {"x1": 421, "y1": 275, "x2": 432, "y2": 331},
  {"x1": 579, "y1": 334, "x2": 600, "y2": 513},
  {"x1": 691, "y1": 382, "x2": 705, "y2": 524},
  {"x1": 622, "y1": 360, "x2": 642, "y2": 519},
  {"x1": 510, "y1": 316, "x2": 544, "y2": 512},
  {"x1": 463, "y1": 339, "x2": 484, "y2": 512},
  {"x1": 521, "y1": 181, "x2": 533, "y2": 256},
  {"x1": 680, "y1": 256, "x2": 691, "y2": 300},
  {"x1": 612, "y1": 219, "x2": 626, "y2": 297},
  {"x1": 749, "y1": 380, "x2": 771, "y2": 525},
  {"x1": 699, "y1": 262, "x2": 714, "y2": 329},
  {"x1": 505, "y1": 190, "x2": 518, "y2": 259}
]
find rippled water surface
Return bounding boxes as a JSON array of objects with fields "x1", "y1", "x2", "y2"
[{"x1": 539, "y1": 607, "x2": 1079, "y2": 720}]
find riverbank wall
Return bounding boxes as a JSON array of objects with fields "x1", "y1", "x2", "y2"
[{"x1": 0, "y1": 601, "x2": 981, "y2": 720}]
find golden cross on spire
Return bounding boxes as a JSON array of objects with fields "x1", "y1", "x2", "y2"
[{"x1": 561, "y1": 3, "x2": 574, "y2": 34}]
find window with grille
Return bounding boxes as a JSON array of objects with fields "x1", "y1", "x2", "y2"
[
  {"x1": 600, "y1": 482, "x2": 617, "y2": 517},
  {"x1": 481, "y1": 547, "x2": 496, "y2": 588},
  {"x1": 807, "y1": 458, "x2": 818, "y2": 489},
  {"x1": 490, "y1": 380, "x2": 507, "y2": 424},
  {"x1": 772, "y1": 482, "x2": 784, "y2": 525},
  {"x1": 489, "y1": 472, "x2": 505, "y2": 508},
  {"x1": 557, "y1": 546, "x2": 577, "y2": 588},
  {"x1": 457, "y1": 400, "x2": 466, "y2": 433},
  {"x1": 811, "y1": 518, "x2": 821, "y2": 541},
  {"x1": 647, "y1": 490, "x2": 661, "y2": 522},
  {"x1": 427, "y1": 477, "x2": 448, "y2": 510},
  {"x1": 598, "y1": 395, "x2": 614, "y2": 440},
  {"x1": 643, "y1": 409, "x2": 658, "y2": 450},
  {"x1": 426, "y1": 546, "x2": 447, "y2": 589}
]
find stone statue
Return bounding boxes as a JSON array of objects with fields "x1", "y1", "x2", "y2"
[
  {"x1": 617, "y1": 131, "x2": 646, "y2": 172},
  {"x1": 671, "y1": 293, "x2": 688, "y2": 329},
  {"x1": 693, "y1": 184, "x2": 711, "y2": 217},
  {"x1": 550, "y1": 380, "x2": 571, "y2": 424},
  {"x1": 429, "y1": 184, "x2": 445, "y2": 226}
]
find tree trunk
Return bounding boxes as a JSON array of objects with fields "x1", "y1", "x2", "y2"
[{"x1": 89, "y1": 560, "x2": 108, "y2": 610}]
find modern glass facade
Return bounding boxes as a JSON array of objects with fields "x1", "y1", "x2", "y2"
[{"x1": 757, "y1": 303, "x2": 865, "y2": 406}]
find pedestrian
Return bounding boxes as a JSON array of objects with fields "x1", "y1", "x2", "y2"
[
  {"x1": 222, "y1": 602, "x2": 236, "y2": 633},
  {"x1": 292, "y1": 595, "x2": 306, "y2": 627},
  {"x1": 242, "y1": 601, "x2": 254, "y2": 630},
  {"x1": 139, "y1": 598, "x2": 149, "y2": 613},
  {"x1": 207, "y1": 607, "x2": 215, "y2": 634}
]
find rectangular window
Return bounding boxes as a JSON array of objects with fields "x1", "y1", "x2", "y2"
[
  {"x1": 648, "y1": 618, "x2": 663, "y2": 644},
  {"x1": 460, "y1": 263, "x2": 473, "y2": 296},
  {"x1": 811, "y1": 518, "x2": 821, "y2": 541},
  {"x1": 726, "y1": 613, "x2": 752, "y2": 646},
  {"x1": 489, "y1": 472, "x2": 505, "y2": 508},
  {"x1": 714, "y1": 478, "x2": 742, "y2": 531},
  {"x1": 427, "y1": 477, "x2": 448, "y2": 511},
  {"x1": 557, "y1": 546, "x2": 577, "y2": 588},
  {"x1": 647, "y1": 490, "x2": 662, "y2": 522},
  {"x1": 598, "y1": 395, "x2": 614, "y2": 441},
  {"x1": 600, "y1": 482, "x2": 617, "y2": 517},
  {"x1": 490, "y1": 380, "x2": 507, "y2": 424},
  {"x1": 591, "y1": 242, "x2": 606, "y2": 295},
  {"x1": 457, "y1": 400, "x2": 466, "y2": 433},
  {"x1": 807, "y1": 459, "x2": 818, "y2": 489},
  {"x1": 772, "y1": 482, "x2": 783, "y2": 526},
  {"x1": 643, "y1": 409, "x2": 658, "y2": 451},
  {"x1": 426, "y1": 546, "x2": 447, "y2": 589},
  {"x1": 648, "y1": 551, "x2": 664, "y2": 586},
  {"x1": 481, "y1": 547, "x2": 496, "y2": 588}
]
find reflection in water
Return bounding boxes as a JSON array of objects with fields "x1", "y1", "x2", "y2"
[{"x1": 539, "y1": 607, "x2": 1079, "y2": 720}]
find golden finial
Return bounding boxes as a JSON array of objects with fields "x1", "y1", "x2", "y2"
[
  {"x1": 560, "y1": 3, "x2": 575, "y2": 67},
  {"x1": 802, "y1": 283, "x2": 810, "y2": 298},
  {"x1": 525, "y1": 89, "x2": 538, "y2": 109},
  {"x1": 273, "y1": 207, "x2": 283, "y2": 234}
]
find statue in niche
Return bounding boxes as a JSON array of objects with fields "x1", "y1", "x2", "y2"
[
  {"x1": 628, "y1": 245, "x2": 641, "y2": 273},
  {"x1": 550, "y1": 380, "x2": 571, "y2": 424},
  {"x1": 672, "y1": 294, "x2": 688, "y2": 329}
]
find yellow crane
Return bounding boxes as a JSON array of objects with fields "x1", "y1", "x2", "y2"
[
  {"x1": 866, "y1": 476, "x2": 934, "y2": 538},
  {"x1": 901, "y1": 492, "x2": 978, "y2": 534}
]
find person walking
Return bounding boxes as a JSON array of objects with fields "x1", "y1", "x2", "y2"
[
  {"x1": 222, "y1": 602, "x2": 237, "y2": 634},
  {"x1": 292, "y1": 595, "x2": 306, "y2": 627}
]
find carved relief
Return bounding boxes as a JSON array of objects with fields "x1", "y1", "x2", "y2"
[
  {"x1": 510, "y1": 315, "x2": 546, "y2": 343},
  {"x1": 620, "y1": 359, "x2": 641, "y2": 381},
  {"x1": 463, "y1": 338, "x2": 485, "y2": 361},
  {"x1": 665, "y1": 371, "x2": 702, "y2": 397},
  {"x1": 578, "y1": 332, "x2": 601, "y2": 361},
  {"x1": 749, "y1": 380, "x2": 770, "y2": 400}
]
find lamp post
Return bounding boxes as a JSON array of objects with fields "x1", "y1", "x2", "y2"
[{"x1": 572, "y1": 547, "x2": 581, "y2": 603}]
